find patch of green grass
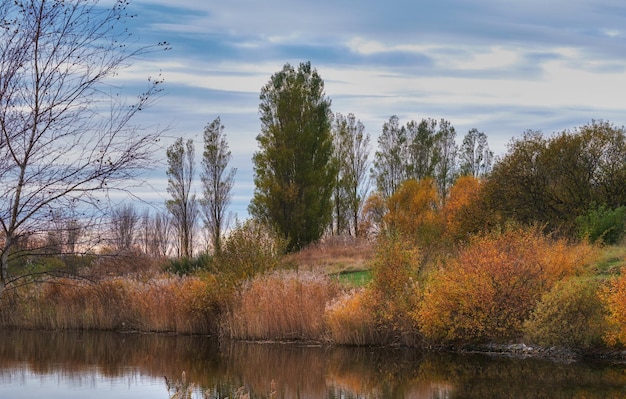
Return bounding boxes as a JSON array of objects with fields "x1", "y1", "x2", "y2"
[
  {"x1": 591, "y1": 245, "x2": 626, "y2": 277},
  {"x1": 334, "y1": 269, "x2": 372, "y2": 287}
]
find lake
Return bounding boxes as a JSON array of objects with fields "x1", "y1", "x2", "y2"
[{"x1": 0, "y1": 329, "x2": 625, "y2": 398}]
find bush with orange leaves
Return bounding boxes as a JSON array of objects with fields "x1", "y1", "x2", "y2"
[
  {"x1": 369, "y1": 237, "x2": 422, "y2": 345},
  {"x1": 384, "y1": 178, "x2": 442, "y2": 248},
  {"x1": 418, "y1": 227, "x2": 596, "y2": 345},
  {"x1": 600, "y1": 272, "x2": 626, "y2": 347}
]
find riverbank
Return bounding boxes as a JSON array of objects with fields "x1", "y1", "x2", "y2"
[{"x1": 1, "y1": 231, "x2": 626, "y2": 358}]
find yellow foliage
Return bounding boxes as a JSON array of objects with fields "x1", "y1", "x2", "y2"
[
  {"x1": 442, "y1": 175, "x2": 482, "y2": 242},
  {"x1": 600, "y1": 271, "x2": 626, "y2": 347},
  {"x1": 418, "y1": 227, "x2": 596, "y2": 344},
  {"x1": 384, "y1": 179, "x2": 442, "y2": 246}
]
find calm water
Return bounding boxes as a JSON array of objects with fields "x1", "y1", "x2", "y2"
[{"x1": 0, "y1": 329, "x2": 625, "y2": 398}]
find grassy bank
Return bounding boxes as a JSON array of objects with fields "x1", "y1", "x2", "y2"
[{"x1": 2, "y1": 232, "x2": 626, "y2": 354}]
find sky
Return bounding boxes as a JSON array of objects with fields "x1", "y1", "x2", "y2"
[{"x1": 115, "y1": 0, "x2": 626, "y2": 220}]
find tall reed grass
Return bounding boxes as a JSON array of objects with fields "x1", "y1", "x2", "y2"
[
  {"x1": 221, "y1": 270, "x2": 340, "y2": 341},
  {"x1": 0, "y1": 274, "x2": 223, "y2": 334}
]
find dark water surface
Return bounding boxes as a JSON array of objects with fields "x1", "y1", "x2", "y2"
[{"x1": 0, "y1": 329, "x2": 625, "y2": 398}]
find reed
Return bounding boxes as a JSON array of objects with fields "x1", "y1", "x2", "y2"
[
  {"x1": 0, "y1": 274, "x2": 222, "y2": 334},
  {"x1": 221, "y1": 270, "x2": 341, "y2": 341},
  {"x1": 324, "y1": 289, "x2": 380, "y2": 345}
]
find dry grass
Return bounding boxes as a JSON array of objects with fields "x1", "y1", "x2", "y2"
[
  {"x1": 324, "y1": 289, "x2": 380, "y2": 345},
  {"x1": 221, "y1": 270, "x2": 341, "y2": 341},
  {"x1": 288, "y1": 236, "x2": 374, "y2": 275},
  {"x1": 0, "y1": 274, "x2": 222, "y2": 334}
]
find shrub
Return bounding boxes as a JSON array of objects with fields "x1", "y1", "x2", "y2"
[
  {"x1": 524, "y1": 278, "x2": 607, "y2": 349},
  {"x1": 368, "y1": 237, "x2": 421, "y2": 345},
  {"x1": 166, "y1": 253, "x2": 212, "y2": 276},
  {"x1": 418, "y1": 227, "x2": 595, "y2": 345},
  {"x1": 600, "y1": 271, "x2": 626, "y2": 347},
  {"x1": 576, "y1": 204, "x2": 626, "y2": 245},
  {"x1": 211, "y1": 219, "x2": 287, "y2": 285}
]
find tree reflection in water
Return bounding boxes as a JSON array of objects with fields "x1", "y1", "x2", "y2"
[{"x1": 0, "y1": 329, "x2": 624, "y2": 398}]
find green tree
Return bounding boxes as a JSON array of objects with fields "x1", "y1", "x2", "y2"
[
  {"x1": 484, "y1": 121, "x2": 626, "y2": 235},
  {"x1": 332, "y1": 113, "x2": 370, "y2": 237},
  {"x1": 406, "y1": 118, "x2": 438, "y2": 181},
  {"x1": 434, "y1": 119, "x2": 458, "y2": 200},
  {"x1": 200, "y1": 117, "x2": 236, "y2": 254},
  {"x1": 0, "y1": 0, "x2": 166, "y2": 296},
  {"x1": 249, "y1": 62, "x2": 335, "y2": 252},
  {"x1": 166, "y1": 138, "x2": 198, "y2": 258}
]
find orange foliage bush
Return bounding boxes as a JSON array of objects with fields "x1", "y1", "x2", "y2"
[
  {"x1": 384, "y1": 178, "x2": 442, "y2": 247},
  {"x1": 442, "y1": 175, "x2": 483, "y2": 243},
  {"x1": 418, "y1": 227, "x2": 595, "y2": 345},
  {"x1": 600, "y1": 271, "x2": 626, "y2": 347},
  {"x1": 368, "y1": 237, "x2": 421, "y2": 345}
]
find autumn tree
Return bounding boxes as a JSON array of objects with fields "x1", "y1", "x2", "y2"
[
  {"x1": 332, "y1": 113, "x2": 370, "y2": 236},
  {"x1": 0, "y1": 0, "x2": 167, "y2": 296},
  {"x1": 384, "y1": 178, "x2": 442, "y2": 249},
  {"x1": 166, "y1": 138, "x2": 198, "y2": 258},
  {"x1": 442, "y1": 175, "x2": 483, "y2": 243},
  {"x1": 200, "y1": 117, "x2": 236, "y2": 254},
  {"x1": 249, "y1": 61, "x2": 336, "y2": 252}
]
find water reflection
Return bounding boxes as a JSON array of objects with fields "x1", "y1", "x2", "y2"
[{"x1": 0, "y1": 329, "x2": 625, "y2": 398}]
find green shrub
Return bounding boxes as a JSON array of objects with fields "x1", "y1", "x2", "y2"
[
  {"x1": 576, "y1": 204, "x2": 626, "y2": 244},
  {"x1": 166, "y1": 253, "x2": 212, "y2": 276},
  {"x1": 211, "y1": 219, "x2": 287, "y2": 285},
  {"x1": 524, "y1": 278, "x2": 607, "y2": 349}
]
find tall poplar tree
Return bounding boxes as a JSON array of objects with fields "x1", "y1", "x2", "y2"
[
  {"x1": 333, "y1": 113, "x2": 370, "y2": 237},
  {"x1": 166, "y1": 138, "x2": 198, "y2": 258},
  {"x1": 372, "y1": 115, "x2": 408, "y2": 199},
  {"x1": 200, "y1": 117, "x2": 236, "y2": 254},
  {"x1": 249, "y1": 62, "x2": 335, "y2": 252}
]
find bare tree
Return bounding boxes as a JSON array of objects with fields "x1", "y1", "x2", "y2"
[
  {"x1": 200, "y1": 117, "x2": 236, "y2": 254},
  {"x1": 166, "y1": 138, "x2": 198, "y2": 258},
  {"x1": 372, "y1": 115, "x2": 408, "y2": 199},
  {"x1": 111, "y1": 203, "x2": 139, "y2": 252},
  {"x1": 149, "y1": 210, "x2": 170, "y2": 257},
  {"x1": 333, "y1": 113, "x2": 370, "y2": 237},
  {"x1": 0, "y1": 0, "x2": 168, "y2": 296},
  {"x1": 460, "y1": 128, "x2": 493, "y2": 178}
]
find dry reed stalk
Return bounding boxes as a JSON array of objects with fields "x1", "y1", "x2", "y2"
[
  {"x1": 221, "y1": 270, "x2": 341, "y2": 341},
  {"x1": 324, "y1": 288, "x2": 379, "y2": 345}
]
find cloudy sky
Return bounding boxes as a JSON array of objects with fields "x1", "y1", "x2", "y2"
[{"x1": 119, "y1": 0, "x2": 626, "y2": 219}]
